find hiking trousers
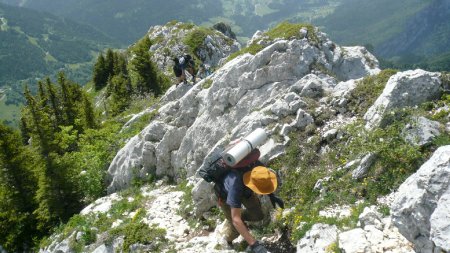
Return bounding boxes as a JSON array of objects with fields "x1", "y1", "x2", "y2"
[{"x1": 219, "y1": 193, "x2": 264, "y2": 242}]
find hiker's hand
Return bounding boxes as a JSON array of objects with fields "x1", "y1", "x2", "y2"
[
  {"x1": 269, "y1": 194, "x2": 285, "y2": 209},
  {"x1": 250, "y1": 241, "x2": 268, "y2": 253}
]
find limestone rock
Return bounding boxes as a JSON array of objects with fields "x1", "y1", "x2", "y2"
[
  {"x1": 402, "y1": 116, "x2": 442, "y2": 146},
  {"x1": 192, "y1": 180, "x2": 217, "y2": 216},
  {"x1": 430, "y1": 187, "x2": 450, "y2": 252},
  {"x1": 314, "y1": 176, "x2": 331, "y2": 193},
  {"x1": 80, "y1": 193, "x2": 120, "y2": 215},
  {"x1": 300, "y1": 77, "x2": 325, "y2": 98},
  {"x1": 107, "y1": 27, "x2": 381, "y2": 201},
  {"x1": 364, "y1": 70, "x2": 442, "y2": 129},
  {"x1": 92, "y1": 244, "x2": 111, "y2": 253},
  {"x1": 337, "y1": 205, "x2": 414, "y2": 253},
  {"x1": 391, "y1": 145, "x2": 450, "y2": 252},
  {"x1": 359, "y1": 206, "x2": 383, "y2": 230},
  {"x1": 291, "y1": 109, "x2": 314, "y2": 129},
  {"x1": 339, "y1": 228, "x2": 368, "y2": 253},
  {"x1": 297, "y1": 224, "x2": 339, "y2": 253},
  {"x1": 40, "y1": 232, "x2": 76, "y2": 253},
  {"x1": 247, "y1": 30, "x2": 268, "y2": 47},
  {"x1": 147, "y1": 22, "x2": 240, "y2": 77},
  {"x1": 352, "y1": 153, "x2": 377, "y2": 180},
  {"x1": 332, "y1": 46, "x2": 380, "y2": 81},
  {"x1": 322, "y1": 129, "x2": 338, "y2": 142}
]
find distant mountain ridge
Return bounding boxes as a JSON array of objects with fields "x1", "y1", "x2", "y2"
[
  {"x1": 315, "y1": 0, "x2": 450, "y2": 69},
  {"x1": 1, "y1": 0, "x2": 448, "y2": 71},
  {"x1": 0, "y1": 2, "x2": 117, "y2": 86},
  {"x1": 376, "y1": 0, "x2": 450, "y2": 57},
  {"x1": 0, "y1": 0, "x2": 338, "y2": 44}
]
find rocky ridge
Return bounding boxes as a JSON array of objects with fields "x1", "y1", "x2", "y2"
[
  {"x1": 147, "y1": 21, "x2": 240, "y2": 78},
  {"x1": 41, "y1": 23, "x2": 450, "y2": 253}
]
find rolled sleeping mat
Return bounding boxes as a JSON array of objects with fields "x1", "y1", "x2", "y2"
[{"x1": 223, "y1": 128, "x2": 268, "y2": 166}]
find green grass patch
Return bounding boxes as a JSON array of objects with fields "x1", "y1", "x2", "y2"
[
  {"x1": 269, "y1": 106, "x2": 440, "y2": 242},
  {"x1": 326, "y1": 241, "x2": 342, "y2": 253},
  {"x1": 176, "y1": 22, "x2": 196, "y2": 31},
  {"x1": 421, "y1": 90, "x2": 450, "y2": 124},
  {"x1": 151, "y1": 34, "x2": 165, "y2": 45},
  {"x1": 226, "y1": 21, "x2": 318, "y2": 63},
  {"x1": 202, "y1": 78, "x2": 213, "y2": 89},
  {"x1": 378, "y1": 204, "x2": 390, "y2": 216},
  {"x1": 347, "y1": 69, "x2": 398, "y2": 116},
  {"x1": 176, "y1": 180, "x2": 196, "y2": 227},
  {"x1": 110, "y1": 221, "x2": 167, "y2": 253},
  {"x1": 184, "y1": 27, "x2": 214, "y2": 58},
  {"x1": 441, "y1": 72, "x2": 450, "y2": 87},
  {"x1": 39, "y1": 187, "x2": 155, "y2": 251},
  {"x1": 0, "y1": 95, "x2": 21, "y2": 127},
  {"x1": 266, "y1": 22, "x2": 318, "y2": 44},
  {"x1": 226, "y1": 43, "x2": 265, "y2": 62}
]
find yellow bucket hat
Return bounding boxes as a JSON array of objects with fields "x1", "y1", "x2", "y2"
[{"x1": 243, "y1": 166, "x2": 278, "y2": 195}]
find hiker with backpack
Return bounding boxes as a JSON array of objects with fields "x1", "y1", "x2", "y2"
[
  {"x1": 173, "y1": 54, "x2": 196, "y2": 85},
  {"x1": 199, "y1": 138, "x2": 284, "y2": 253}
]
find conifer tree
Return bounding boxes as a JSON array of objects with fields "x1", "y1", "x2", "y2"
[
  {"x1": 37, "y1": 80, "x2": 48, "y2": 108},
  {"x1": 110, "y1": 74, "x2": 132, "y2": 115},
  {"x1": 23, "y1": 86, "x2": 51, "y2": 157},
  {"x1": 45, "y1": 77, "x2": 63, "y2": 127},
  {"x1": 82, "y1": 95, "x2": 97, "y2": 129},
  {"x1": 18, "y1": 75, "x2": 98, "y2": 243},
  {"x1": 19, "y1": 112, "x2": 31, "y2": 145},
  {"x1": 105, "y1": 48, "x2": 115, "y2": 77},
  {"x1": 130, "y1": 37, "x2": 160, "y2": 95},
  {"x1": 59, "y1": 72, "x2": 77, "y2": 128},
  {"x1": 93, "y1": 53, "x2": 108, "y2": 90},
  {"x1": 114, "y1": 51, "x2": 128, "y2": 76},
  {"x1": 0, "y1": 123, "x2": 39, "y2": 252}
]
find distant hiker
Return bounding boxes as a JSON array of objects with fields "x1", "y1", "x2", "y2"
[
  {"x1": 173, "y1": 57, "x2": 183, "y2": 84},
  {"x1": 199, "y1": 140, "x2": 284, "y2": 253},
  {"x1": 173, "y1": 54, "x2": 196, "y2": 85},
  {"x1": 197, "y1": 63, "x2": 211, "y2": 79}
]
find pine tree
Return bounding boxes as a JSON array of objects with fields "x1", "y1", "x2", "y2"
[
  {"x1": 59, "y1": 72, "x2": 77, "y2": 127},
  {"x1": 105, "y1": 48, "x2": 115, "y2": 77},
  {"x1": 45, "y1": 77, "x2": 63, "y2": 127},
  {"x1": 37, "y1": 80, "x2": 48, "y2": 108},
  {"x1": 130, "y1": 38, "x2": 160, "y2": 95},
  {"x1": 82, "y1": 94, "x2": 97, "y2": 129},
  {"x1": 114, "y1": 51, "x2": 128, "y2": 76},
  {"x1": 23, "y1": 86, "x2": 51, "y2": 157},
  {"x1": 0, "y1": 123, "x2": 39, "y2": 252},
  {"x1": 110, "y1": 74, "x2": 132, "y2": 115},
  {"x1": 18, "y1": 75, "x2": 98, "y2": 243},
  {"x1": 93, "y1": 53, "x2": 108, "y2": 90},
  {"x1": 19, "y1": 114, "x2": 31, "y2": 145}
]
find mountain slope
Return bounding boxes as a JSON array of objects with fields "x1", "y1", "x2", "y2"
[
  {"x1": 3, "y1": 0, "x2": 449, "y2": 71},
  {"x1": 0, "y1": 2, "x2": 117, "y2": 85},
  {"x1": 38, "y1": 22, "x2": 450, "y2": 253},
  {"x1": 0, "y1": 0, "x2": 341, "y2": 43},
  {"x1": 0, "y1": 0, "x2": 224, "y2": 44},
  {"x1": 376, "y1": 0, "x2": 450, "y2": 57},
  {"x1": 315, "y1": 0, "x2": 450, "y2": 67},
  {"x1": 0, "y1": 3, "x2": 118, "y2": 126}
]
